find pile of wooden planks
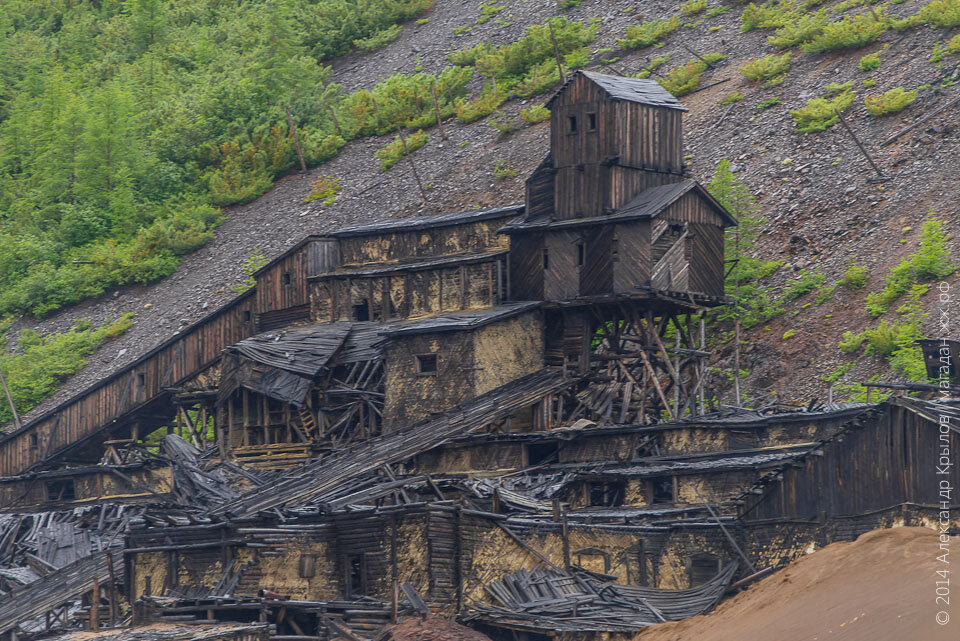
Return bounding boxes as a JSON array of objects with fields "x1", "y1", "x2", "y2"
[{"x1": 468, "y1": 564, "x2": 738, "y2": 632}]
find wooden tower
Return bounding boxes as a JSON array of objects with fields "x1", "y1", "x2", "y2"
[{"x1": 503, "y1": 70, "x2": 737, "y2": 423}]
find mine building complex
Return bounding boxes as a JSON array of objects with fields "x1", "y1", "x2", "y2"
[{"x1": 0, "y1": 71, "x2": 957, "y2": 641}]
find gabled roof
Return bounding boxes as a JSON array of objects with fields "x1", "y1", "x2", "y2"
[
  {"x1": 545, "y1": 70, "x2": 687, "y2": 111},
  {"x1": 500, "y1": 180, "x2": 737, "y2": 233}
]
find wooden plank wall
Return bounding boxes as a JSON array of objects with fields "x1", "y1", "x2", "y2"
[
  {"x1": 614, "y1": 221, "x2": 651, "y2": 294},
  {"x1": 508, "y1": 233, "x2": 544, "y2": 301},
  {"x1": 579, "y1": 225, "x2": 614, "y2": 296},
  {"x1": 743, "y1": 406, "x2": 960, "y2": 521},
  {"x1": 337, "y1": 218, "x2": 514, "y2": 266},
  {"x1": 524, "y1": 154, "x2": 555, "y2": 220},
  {"x1": 663, "y1": 192, "x2": 725, "y2": 297},
  {"x1": 0, "y1": 293, "x2": 257, "y2": 477},
  {"x1": 256, "y1": 244, "x2": 312, "y2": 313},
  {"x1": 543, "y1": 231, "x2": 580, "y2": 301}
]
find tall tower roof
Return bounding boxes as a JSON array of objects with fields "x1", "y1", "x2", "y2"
[{"x1": 545, "y1": 69, "x2": 688, "y2": 111}]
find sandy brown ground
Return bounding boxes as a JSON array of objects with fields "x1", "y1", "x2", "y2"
[{"x1": 637, "y1": 527, "x2": 955, "y2": 641}]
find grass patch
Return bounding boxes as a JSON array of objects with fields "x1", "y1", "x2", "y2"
[
  {"x1": 520, "y1": 105, "x2": 551, "y2": 123},
  {"x1": 0, "y1": 314, "x2": 135, "y2": 426},
  {"x1": 494, "y1": 159, "x2": 518, "y2": 179},
  {"x1": 865, "y1": 87, "x2": 918, "y2": 115},
  {"x1": 304, "y1": 176, "x2": 343, "y2": 205},
  {"x1": 758, "y1": 96, "x2": 781, "y2": 109},
  {"x1": 865, "y1": 215, "x2": 955, "y2": 315},
  {"x1": 786, "y1": 270, "x2": 826, "y2": 300},
  {"x1": 719, "y1": 91, "x2": 744, "y2": 105},
  {"x1": 353, "y1": 24, "x2": 404, "y2": 52}
]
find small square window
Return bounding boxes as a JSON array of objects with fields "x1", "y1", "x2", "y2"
[
  {"x1": 137, "y1": 373, "x2": 145, "y2": 386},
  {"x1": 416, "y1": 354, "x2": 438, "y2": 375},
  {"x1": 282, "y1": 272, "x2": 291, "y2": 285},
  {"x1": 568, "y1": 115, "x2": 578, "y2": 133},
  {"x1": 46, "y1": 480, "x2": 75, "y2": 502},
  {"x1": 30, "y1": 433, "x2": 38, "y2": 450},
  {"x1": 243, "y1": 310, "x2": 252, "y2": 322},
  {"x1": 650, "y1": 477, "x2": 675, "y2": 504},
  {"x1": 587, "y1": 113, "x2": 597, "y2": 130}
]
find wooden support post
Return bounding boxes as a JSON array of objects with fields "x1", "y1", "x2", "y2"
[
  {"x1": 430, "y1": 82, "x2": 447, "y2": 140},
  {"x1": 107, "y1": 553, "x2": 117, "y2": 626},
  {"x1": 397, "y1": 127, "x2": 427, "y2": 201},
  {"x1": 834, "y1": 108, "x2": 886, "y2": 179},
  {"x1": 561, "y1": 512, "x2": 571, "y2": 570},
  {"x1": 91, "y1": 578, "x2": 100, "y2": 631},
  {"x1": 548, "y1": 21, "x2": 565, "y2": 83},
  {"x1": 286, "y1": 106, "x2": 307, "y2": 172},
  {"x1": 0, "y1": 368, "x2": 22, "y2": 431},
  {"x1": 328, "y1": 107, "x2": 343, "y2": 136},
  {"x1": 881, "y1": 92, "x2": 960, "y2": 146}
]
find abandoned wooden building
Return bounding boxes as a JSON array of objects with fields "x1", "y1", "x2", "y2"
[{"x1": 0, "y1": 71, "x2": 955, "y2": 641}]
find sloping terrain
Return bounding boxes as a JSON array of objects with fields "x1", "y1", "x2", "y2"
[
  {"x1": 636, "y1": 526, "x2": 952, "y2": 641},
  {"x1": 8, "y1": 0, "x2": 960, "y2": 423}
]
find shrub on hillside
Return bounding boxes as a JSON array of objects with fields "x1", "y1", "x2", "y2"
[
  {"x1": 800, "y1": 11, "x2": 889, "y2": 53},
  {"x1": 741, "y1": 1, "x2": 799, "y2": 31},
  {"x1": 454, "y1": 92, "x2": 508, "y2": 123},
  {"x1": 768, "y1": 10, "x2": 828, "y2": 47},
  {"x1": 790, "y1": 89, "x2": 855, "y2": 132},
  {"x1": 739, "y1": 53, "x2": 792, "y2": 82},
  {"x1": 352, "y1": 24, "x2": 403, "y2": 52},
  {"x1": 617, "y1": 17, "x2": 681, "y2": 49},
  {"x1": 681, "y1": 0, "x2": 708, "y2": 15},
  {"x1": 520, "y1": 105, "x2": 551, "y2": 123},
  {"x1": 375, "y1": 130, "x2": 429, "y2": 171},
  {"x1": 865, "y1": 87, "x2": 918, "y2": 115},
  {"x1": 859, "y1": 51, "x2": 882, "y2": 71},
  {"x1": 839, "y1": 264, "x2": 870, "y2": 289},
  {"x1": 918, "y1": 0, "x2": 960, "y2": 26},
  {"x1": 657, "y1": 55, "x2": 723, "y2": 96}
]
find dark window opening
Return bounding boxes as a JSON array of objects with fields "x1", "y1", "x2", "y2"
[
  {"x1": 354, "y1": 300, "x2": 370, "y2": 321},
  {"x1": 29, "y1": 433, "x2": 39, "y2": 449},
  {"x1": 587, "y1": 113, "x2": 597, "y2": 130},
  {"x1": 689, "y1": 553, "x2": 721, "y2": 587},
  {"x1": 574, "y1": 547, "x2": 611, "y2": 574},
  {"x1": 568, "y1": 115, "x2": 578, "y2": 133},
  {"x1": 298, "y1": 554, "x2": 316, "y2": 579},
  {"x1": 542, "y1": 248, "x2": 549, "y2": 270},
  {"x1": 650, "y1": 477, "x2": 674, "y2": 504},
  {"x1": 577, "y1": 240, "x2": 585, "y2": 267},
  {"x1": 611, "y1": 236, "x2": 618, "y2": 263},
  {"x1": 137, "y1": 373, "x2": 145, "y2": 386},
  {"x1": 527, "y1": 442, "x2": 559, "y2": 466},
  {"x1": 243, "y1": 310, "x2": 252, "y2": 322},
  {"x1": 282, "y1": 272, "x2": 292, "y2": 285},
  {"x1": 589, "y1": 481, "x2": 625, "y2": 507},
  {"x1": 416, "y1": 354, "x2": 438, "y2": 375},
  {"x1": 345, "y1": 554, "x2": 367, "y2": 597},
  {"x1": 46, "y1": 480, "x2": 75, "y2": 502}
]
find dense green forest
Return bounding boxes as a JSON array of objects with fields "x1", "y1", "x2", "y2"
[{"x1": 0, "y1": 0, "x2": 599, "y2": 320}]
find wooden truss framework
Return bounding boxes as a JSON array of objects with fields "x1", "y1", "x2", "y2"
[
  {"x1": 554, "y1": 303, "x2": 712, "y2": 426},
  {"x1": 222, "y1": 357, "x2": 385, "y2": 463}
]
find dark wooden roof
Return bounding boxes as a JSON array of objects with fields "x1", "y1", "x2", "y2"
[
  {"x1": 501, "y1": 181, "x2": 737, "y2": 232},
  {"x1": 383, "y1": 302, "x2": 540, "y2": 338},
  {"x1": 545, "y1": 70, "x2": 688, "y2": 111},
  {"x1": 326, "y1": 204, "x2": 524, "y2": 238},
  {"x1": 226, "y1": 324, "x2": 354, "y2": 378},
  {"x1": 310, "y1": 249, "x2": 508, "y2": 279}
]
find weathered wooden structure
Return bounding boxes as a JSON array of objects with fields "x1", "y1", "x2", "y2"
[{"x1": 6, "y1": 71, "x2": 954, "y2": 641}]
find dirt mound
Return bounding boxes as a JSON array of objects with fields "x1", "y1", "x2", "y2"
[
  {"x1": 637, "y1": 527, "x2": 954, "y2": 641},
  {"x1": 387, "y1": 616, "x2": 494, "y2": 641}
]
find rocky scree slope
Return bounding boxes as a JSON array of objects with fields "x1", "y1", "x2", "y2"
[{"x1": 9, "y1": 0, "x2": 960, "y2": 424}]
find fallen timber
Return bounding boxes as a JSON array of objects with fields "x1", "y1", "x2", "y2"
[
  {"x1": 213, "y1": 368, "x2": 574, "y2": 517},
  {"x1": 467, "y1": 564, "x2": 737, "y2": 632},
  {"x1": 0, "y1": 549, "x2": 122, "y2": 636}
]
